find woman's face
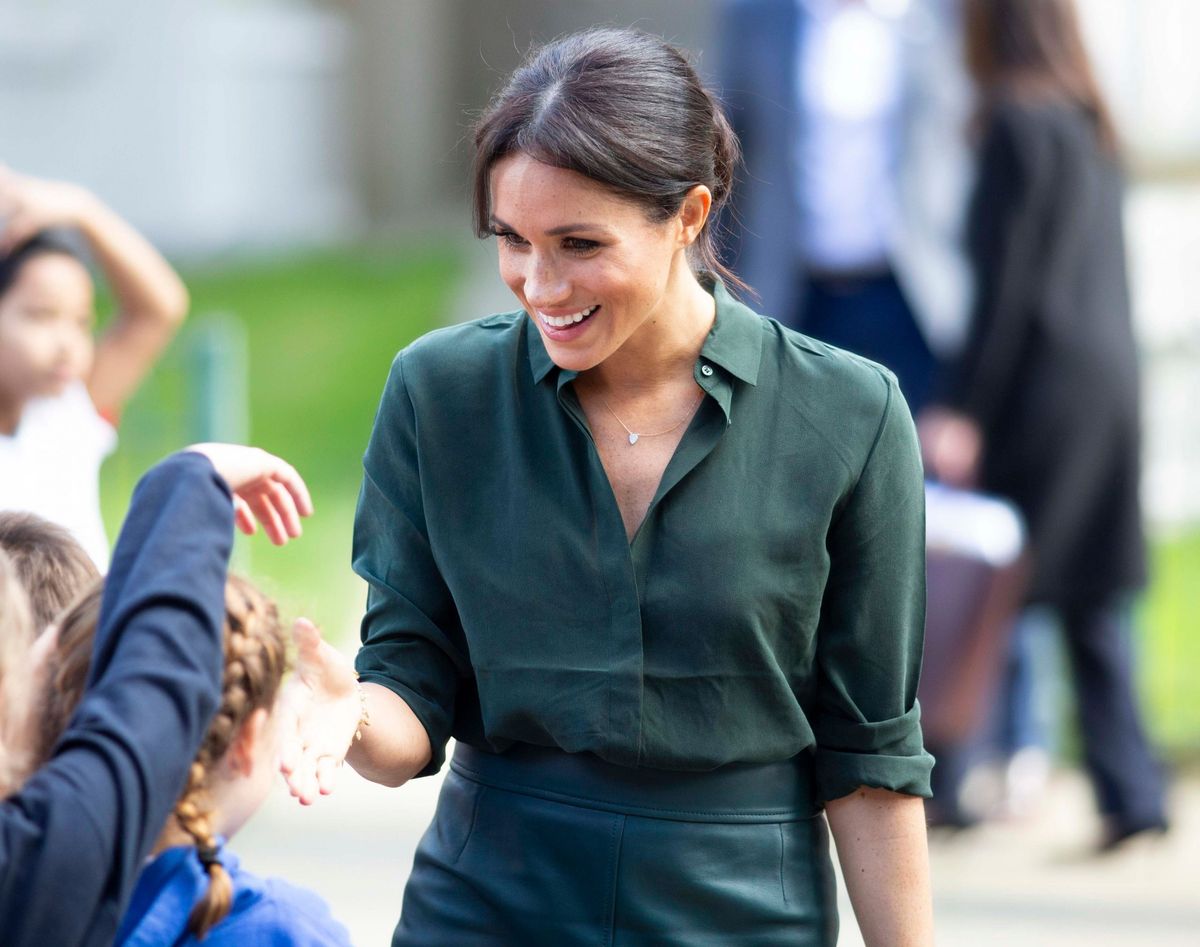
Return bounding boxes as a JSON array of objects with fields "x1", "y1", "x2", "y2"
[
  {"x1": 489, "y1": 153, "x2": 684, "y2": 373},
  {"x1": 0, "y1": 254, "x2": 95, "y2": 402}
]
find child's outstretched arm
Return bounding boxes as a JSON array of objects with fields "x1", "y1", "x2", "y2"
[
  {"x1": 0, "y1": 445, "x2": 310, "y2": 947},
  {"x1": 0, "y1": 165, "x2": 189, "y2": 422}
]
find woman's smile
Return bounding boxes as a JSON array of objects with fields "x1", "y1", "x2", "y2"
[{"x1": 535, "y1": 304, "x2": 600, "y2": 340}]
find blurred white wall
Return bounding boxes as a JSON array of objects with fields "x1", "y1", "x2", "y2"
[{"x1": 0, "y1": 0, "x2": 359, "y2": 256}]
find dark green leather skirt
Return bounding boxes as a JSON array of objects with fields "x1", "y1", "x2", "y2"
[{"x1": 393, "y1": 743, "x2": 838, "y2": 946}]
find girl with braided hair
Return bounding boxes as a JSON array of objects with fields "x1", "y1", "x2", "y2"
[{"x1": 29, "y1": 573, "x2": 352, "y2": 945}]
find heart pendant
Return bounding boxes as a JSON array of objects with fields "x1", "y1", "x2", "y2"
[{"x1": 628, "y1": 433, "x2": 639, "y2": 445}]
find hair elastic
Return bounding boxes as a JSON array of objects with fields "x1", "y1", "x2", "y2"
[{"x1": 196, "y1": 844, "x2": 221, "y2": 869}]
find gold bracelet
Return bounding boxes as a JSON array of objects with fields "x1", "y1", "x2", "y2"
[{"x1": 354, "y1": 674, "x2": 372, "y2": 742}]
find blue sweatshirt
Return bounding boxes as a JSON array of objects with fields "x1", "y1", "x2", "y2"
[
  {"x1": 115, "y1": 842, "x2": 353, "y2": 946},
  {"x1": 0, "y1": 452, "x2": 231, "y2": 947}
]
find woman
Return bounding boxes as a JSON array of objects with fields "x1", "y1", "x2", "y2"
[
  {"x1": 293, "y1": 28, "x2": 933, "y2": 946},
  {"x1": 920, "y1": 0, "x2": 1168, "y2": 845}
]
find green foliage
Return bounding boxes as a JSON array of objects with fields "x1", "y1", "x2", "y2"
[{"x1": 99, "y1": 246, "x2": 458, "y2": 640}]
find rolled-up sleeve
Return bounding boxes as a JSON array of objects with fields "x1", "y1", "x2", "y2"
[
  {"x1": 813, "y1": 372, "x2": 934, "y2": 803},
  {"x1": 353, "y1": 352, "x2": 468, "y2": 777}
]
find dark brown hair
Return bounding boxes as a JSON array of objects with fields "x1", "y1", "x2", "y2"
[
  {"x1": 964, "y1": 0, "x2": 1119, "y2": 153},
  {"x1": 472, "y1": 27, "x2": 746, "y2": 293},
  {"x1": 0, "y1": 512, "x2": 100, "y2": 633},
  {"x1": 36, "y1": 574, "x2": 289, "y2": 938},
  {"x1": 0, "y1": 232, "x2": 89, "y2": 300}
]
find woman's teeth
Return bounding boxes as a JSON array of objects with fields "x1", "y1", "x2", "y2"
[{"x1": 539, "y1": 305, "x2": 597, "y2": 328}]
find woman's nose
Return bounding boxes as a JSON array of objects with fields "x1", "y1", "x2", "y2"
[{"x1": 523, "y1": 256, "x2": 571, "y2": 309}]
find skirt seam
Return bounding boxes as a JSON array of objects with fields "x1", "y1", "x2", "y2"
[{"x1": 603, "y1": 814, "x2": 626, "y2": 947}]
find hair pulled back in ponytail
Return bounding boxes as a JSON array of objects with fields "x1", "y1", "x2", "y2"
[
  {"x1": 472, "y1": 27, "x2": 747, "y2": 295},
  {"x1": 175, "y1": 574, "x2": 289, "y2": 939}
]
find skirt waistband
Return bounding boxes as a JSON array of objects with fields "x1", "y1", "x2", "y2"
[{"x1": 450, "y1": 743, "x2": 819, "y2": 823}]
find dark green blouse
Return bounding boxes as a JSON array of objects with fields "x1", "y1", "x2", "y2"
[{"x1": 353, "y1": 280, "x2": 933, "y2": 803}]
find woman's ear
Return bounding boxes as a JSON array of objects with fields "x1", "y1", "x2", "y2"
[
  {"x1": 226, "y1": 707, "x2": 272, "y2": 778},
  {"x1": 676, "y1": 185, "x2": 713, "y2": 249}
]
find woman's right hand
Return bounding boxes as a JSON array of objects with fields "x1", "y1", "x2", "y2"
[
  {"x1": 279, "y1": 618, "x2": 362, "y2": 805},
  {"x1": 184, "y1": 443, "x2": 313, "y2": 545}
]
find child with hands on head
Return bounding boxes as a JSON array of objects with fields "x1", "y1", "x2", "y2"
[{"x1": 0, "y1": 166, "x2": 190, "y2": 569}]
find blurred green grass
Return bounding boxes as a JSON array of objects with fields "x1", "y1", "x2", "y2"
[
  {"x1": 99, "y1": 245, "x2": 459, "y2": 641},
  {"x1": 97, "y1": 246, "x2": 1198, "y2": 753},
  {"x1": 1140, "y1": 529, "x2": 1200, "y2": 755}
]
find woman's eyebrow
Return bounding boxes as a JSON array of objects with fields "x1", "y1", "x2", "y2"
[{"x1": 490, "y1": 216, "x2": 610, "y2": 237}]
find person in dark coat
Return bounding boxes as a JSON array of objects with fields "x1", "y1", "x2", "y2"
[
  {"x1": 714, "y1": 0, "x2": 974, "y2": 413},
  {"x1": 920, "y1": 0, "x2": 1168, "y2": 847}
]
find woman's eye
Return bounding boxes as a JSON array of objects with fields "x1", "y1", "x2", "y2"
[
  {"x1": 563, "y1": 238, "x2": 600, "y2": 254},
  {"x1": 495, "y1": 230, "x2": 528, "y2": 249}
]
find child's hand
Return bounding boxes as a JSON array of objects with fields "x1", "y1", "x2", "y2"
[
  {"x1": 184, "y1": 443, "x2": 313, "y2": 545},
  {"x1": 0, "y1": 166, "x2": 96, "y2": 255},
  {"x1": 279, "y1": 618, "x2": 361, "y2": 805},
  {"x1": 916, "y1": 407, "x2": 983, "y2": 490}
]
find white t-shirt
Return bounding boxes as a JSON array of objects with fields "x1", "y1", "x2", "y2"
[{"x1": 0, "y1": 383, "x2": 118, "y2": 572}]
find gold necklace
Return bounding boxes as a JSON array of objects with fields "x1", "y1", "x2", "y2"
[{"x1": 600, "y1": 391, "x2": 704, "y2": 445}]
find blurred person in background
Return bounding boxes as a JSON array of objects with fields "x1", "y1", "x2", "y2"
[
  {"x1": 920, "y1": 0, "x2": 1168, "y2": 849},
  {"x1": 0, "y1": 166, "x2": 189, "y2": 571},
  {"x1": 716, "y1": 0, "x2": 973, "y2": 413}
]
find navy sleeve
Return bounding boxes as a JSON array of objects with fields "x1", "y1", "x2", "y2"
[{"x1": 0, "y1": 451, "x2": 233, "y2": 947}]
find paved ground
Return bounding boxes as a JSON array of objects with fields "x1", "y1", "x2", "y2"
[{"x1": 237, "y1": 756, "x2": 1200, "y2": 946}]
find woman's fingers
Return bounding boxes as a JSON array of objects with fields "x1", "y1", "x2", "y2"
[
  {"x1": 292, "y1": 617, "x2": 322, "y2": 655},
  {"x1": 292, "y1": 618, "x2": 328, "y2": 691},
  {"x1": 316, "y1": 755, "x2": 341, "y2": 796},
  {"x1": 288, "y1": 750, "x2": 321, "y2": 806}
]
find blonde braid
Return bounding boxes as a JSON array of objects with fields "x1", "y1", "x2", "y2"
[{"x1": 173, "y1": 575, "x2": 289, "y2": 939}]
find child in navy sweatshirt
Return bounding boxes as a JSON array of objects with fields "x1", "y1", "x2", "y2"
[{"x1": 0, "y1": 445, "x2": 311, "y2": 947}]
